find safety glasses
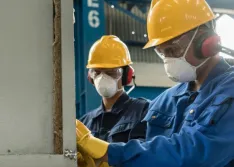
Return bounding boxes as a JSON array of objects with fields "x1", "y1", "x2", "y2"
[
  {"x1": 89, "y1": 68, "x2": 123, "y2": 80},
  {"x1": 154, "y1": 31, "x2": 194, "y2": 59}
]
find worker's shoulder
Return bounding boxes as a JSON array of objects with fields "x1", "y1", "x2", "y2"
[
  {"x1": 129, "y1": 96, "x2": 151, "y2": 105},
  {"x1": 127, "y1": 96, "x2": 151, "y2": 112},
  {"x1": 221, "y1": 67, "x2": 234, "y2": 82},
  {"x1": 79, "y1": 107, "x2": 101, "y2": 123},
  {"x1": 213, "y1": 68, "x2": 234, "y2": 96}
]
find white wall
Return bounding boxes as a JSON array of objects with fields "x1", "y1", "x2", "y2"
[
  {"x1": 132, "y1": 63, "x2": 176, "y2": 87},
  {"x1": 0, "y1": 0, "x2": 54, "y2": 154}
]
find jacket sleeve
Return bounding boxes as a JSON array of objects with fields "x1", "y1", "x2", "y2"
[{"x1": 107, "y1": 102, "x2": 234, "y2": 167}]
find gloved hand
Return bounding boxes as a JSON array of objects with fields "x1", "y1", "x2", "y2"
[
  {"x1": 99, "y1": 162, "x2": 111, "y2": 167},
  {"x1": 77, "y1": 151, "x2": 96, "y2": 167},
  {"x1": 78, "y1": 151, "x2": 111, "y2": 167},
  {"x1": 76, "y1": 120, "x2": 109, "y2": 159}
]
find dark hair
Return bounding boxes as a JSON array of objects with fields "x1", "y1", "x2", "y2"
[{"x1": 200, "y1": 20, "x2": 216, "y2": 32}]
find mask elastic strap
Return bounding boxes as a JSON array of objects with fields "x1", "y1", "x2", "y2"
[
  {"x1": 181, "y1": 26, "x2": 211, "y2": 69},
  {"x1": 196, "y1": 56, "x2": 211, "y2": 69},
  {"x1": 182, "y1": 27, "x2": 199, "y2": 59},
  {"x1": 111, "y1": 74, "x2": 123, "y2": 93}
]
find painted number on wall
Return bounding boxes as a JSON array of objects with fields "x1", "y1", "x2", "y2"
[{"x1": 88, "y1": 0, "x2": 100, "y2": 28}]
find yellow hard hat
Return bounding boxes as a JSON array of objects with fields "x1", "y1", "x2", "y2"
[
  {"x1": 144, "y1": 0, "x2": 216, "y2": 49},
  {"x1": 86, "y1": 35, "x2": 132, "y2": 68}
]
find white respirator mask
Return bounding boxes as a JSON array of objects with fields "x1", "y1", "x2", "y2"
[
  {"x1": 155, "y1": 27, "x2": 210, "y2": 83},
  {"x1": 94, "y1": 73, "x2": 122, "y2": 98}
]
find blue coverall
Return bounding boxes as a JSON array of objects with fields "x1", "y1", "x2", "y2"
[
  {"x1": 107, "y1": 58, "x2": 234, "y2": 167},
  {"x1": 80, "y1": 92, "x2": 150, "y2": 143}
]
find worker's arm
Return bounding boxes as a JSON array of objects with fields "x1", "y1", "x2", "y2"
[
  {"x1": 76, "y1": 120, "x2": 110, "y2": 167},
  {"x1": 77, "y1": 98, "x2": 234, "y2": 167},
  {"x1": 76, "y1": 120, "x2": 109, "y2": 159},
  {"x1": 106, "y1": 101, "x2": 234, "y2": 167}
]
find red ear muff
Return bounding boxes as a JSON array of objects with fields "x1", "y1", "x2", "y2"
[
  {"x1": 122, "y1": 66, "x2": 134, "y2": 86},
  {"x1": 126, "y1": 66, "x2": 134, "y2": 85},
  {"x1": 201, "y1": 35, "x2": 221, "y2": 58},
  {"x1": 195, "y1": 32, "x2": 221, "y2": 59}
]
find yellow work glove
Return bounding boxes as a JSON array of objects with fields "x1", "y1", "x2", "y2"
[
  {"x1": 78, "y1": 150, "x2": 110, "y2": 167},
  {"x1": 77, "y1": 151, "x2": 96, "y2": 167},
  {"x1": 99, "y1": 162, "x2": 111, "y2": 167},
  {"x1": 76, "y1": 120, "x2": 109, "y2": 159}
]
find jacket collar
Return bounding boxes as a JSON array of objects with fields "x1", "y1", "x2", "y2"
[
  {"x1": 173, "y1": 57, "x2": 231, "y2": 97},
  {"x1": 93, "y1": 92, "x2": 130, "y2": 119}
]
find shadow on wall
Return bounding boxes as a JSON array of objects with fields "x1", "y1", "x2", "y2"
[{"x1": 125, "y1": 86, "x2": 169, "y2": 100}]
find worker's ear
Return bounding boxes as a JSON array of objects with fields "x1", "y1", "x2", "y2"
[{"x1": 87, "y1": 70, "x2": 94, "y2": 85}]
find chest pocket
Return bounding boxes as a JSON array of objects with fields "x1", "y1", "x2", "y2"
[
  {"x1": 107, "y1": 121, "x2": 136, "y2": 143},
  {"x1": 144, "y1": 111, "x2": 174, "y2": 140},
  {"x1": 196, "y1": 94, "x2": 233, "y2": 128}
]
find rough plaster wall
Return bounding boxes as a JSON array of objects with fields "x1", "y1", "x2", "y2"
[{"x1": 53, "y1": 0, "x2": 63, "y2": 154}]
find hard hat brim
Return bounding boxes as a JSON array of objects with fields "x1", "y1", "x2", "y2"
[
  {"x1": 143, "y1": 36, "x2": 173, "y2": 49},
  {"x1": 86, "y1": 62, "x2": 133, "y2": 69},
  {"x1": 143, "y1": 18, "x2": 215, "y2": 50}
]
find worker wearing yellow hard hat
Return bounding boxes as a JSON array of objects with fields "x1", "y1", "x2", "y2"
[
  {"x1": 77, "y1": 0, "x2": 234, "y2": 166},
  {"x1": 86, "y1": 35, "x2": 132, "y2": 68},
  {"x1": 77, "y1": 35, "x2": 150, "y2": 167}
]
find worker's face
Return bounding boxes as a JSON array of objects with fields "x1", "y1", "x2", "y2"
[
  {"x1": 155, "y1": 30, "x2": 203, "y2": 65},
  {"x1": 154, "y1": 28, "x2": 210, "y2": 82},
  {"x1": 89, "y1": 68, "x2": 123, "y2": 98}
]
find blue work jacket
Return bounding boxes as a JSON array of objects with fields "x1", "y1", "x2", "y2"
[
  {"x1": 108, "y1": 58, "x2": 234, "y2": 167},
  {"x1": 80, "y1": 92, "x2": 150, "y2": 143}
]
